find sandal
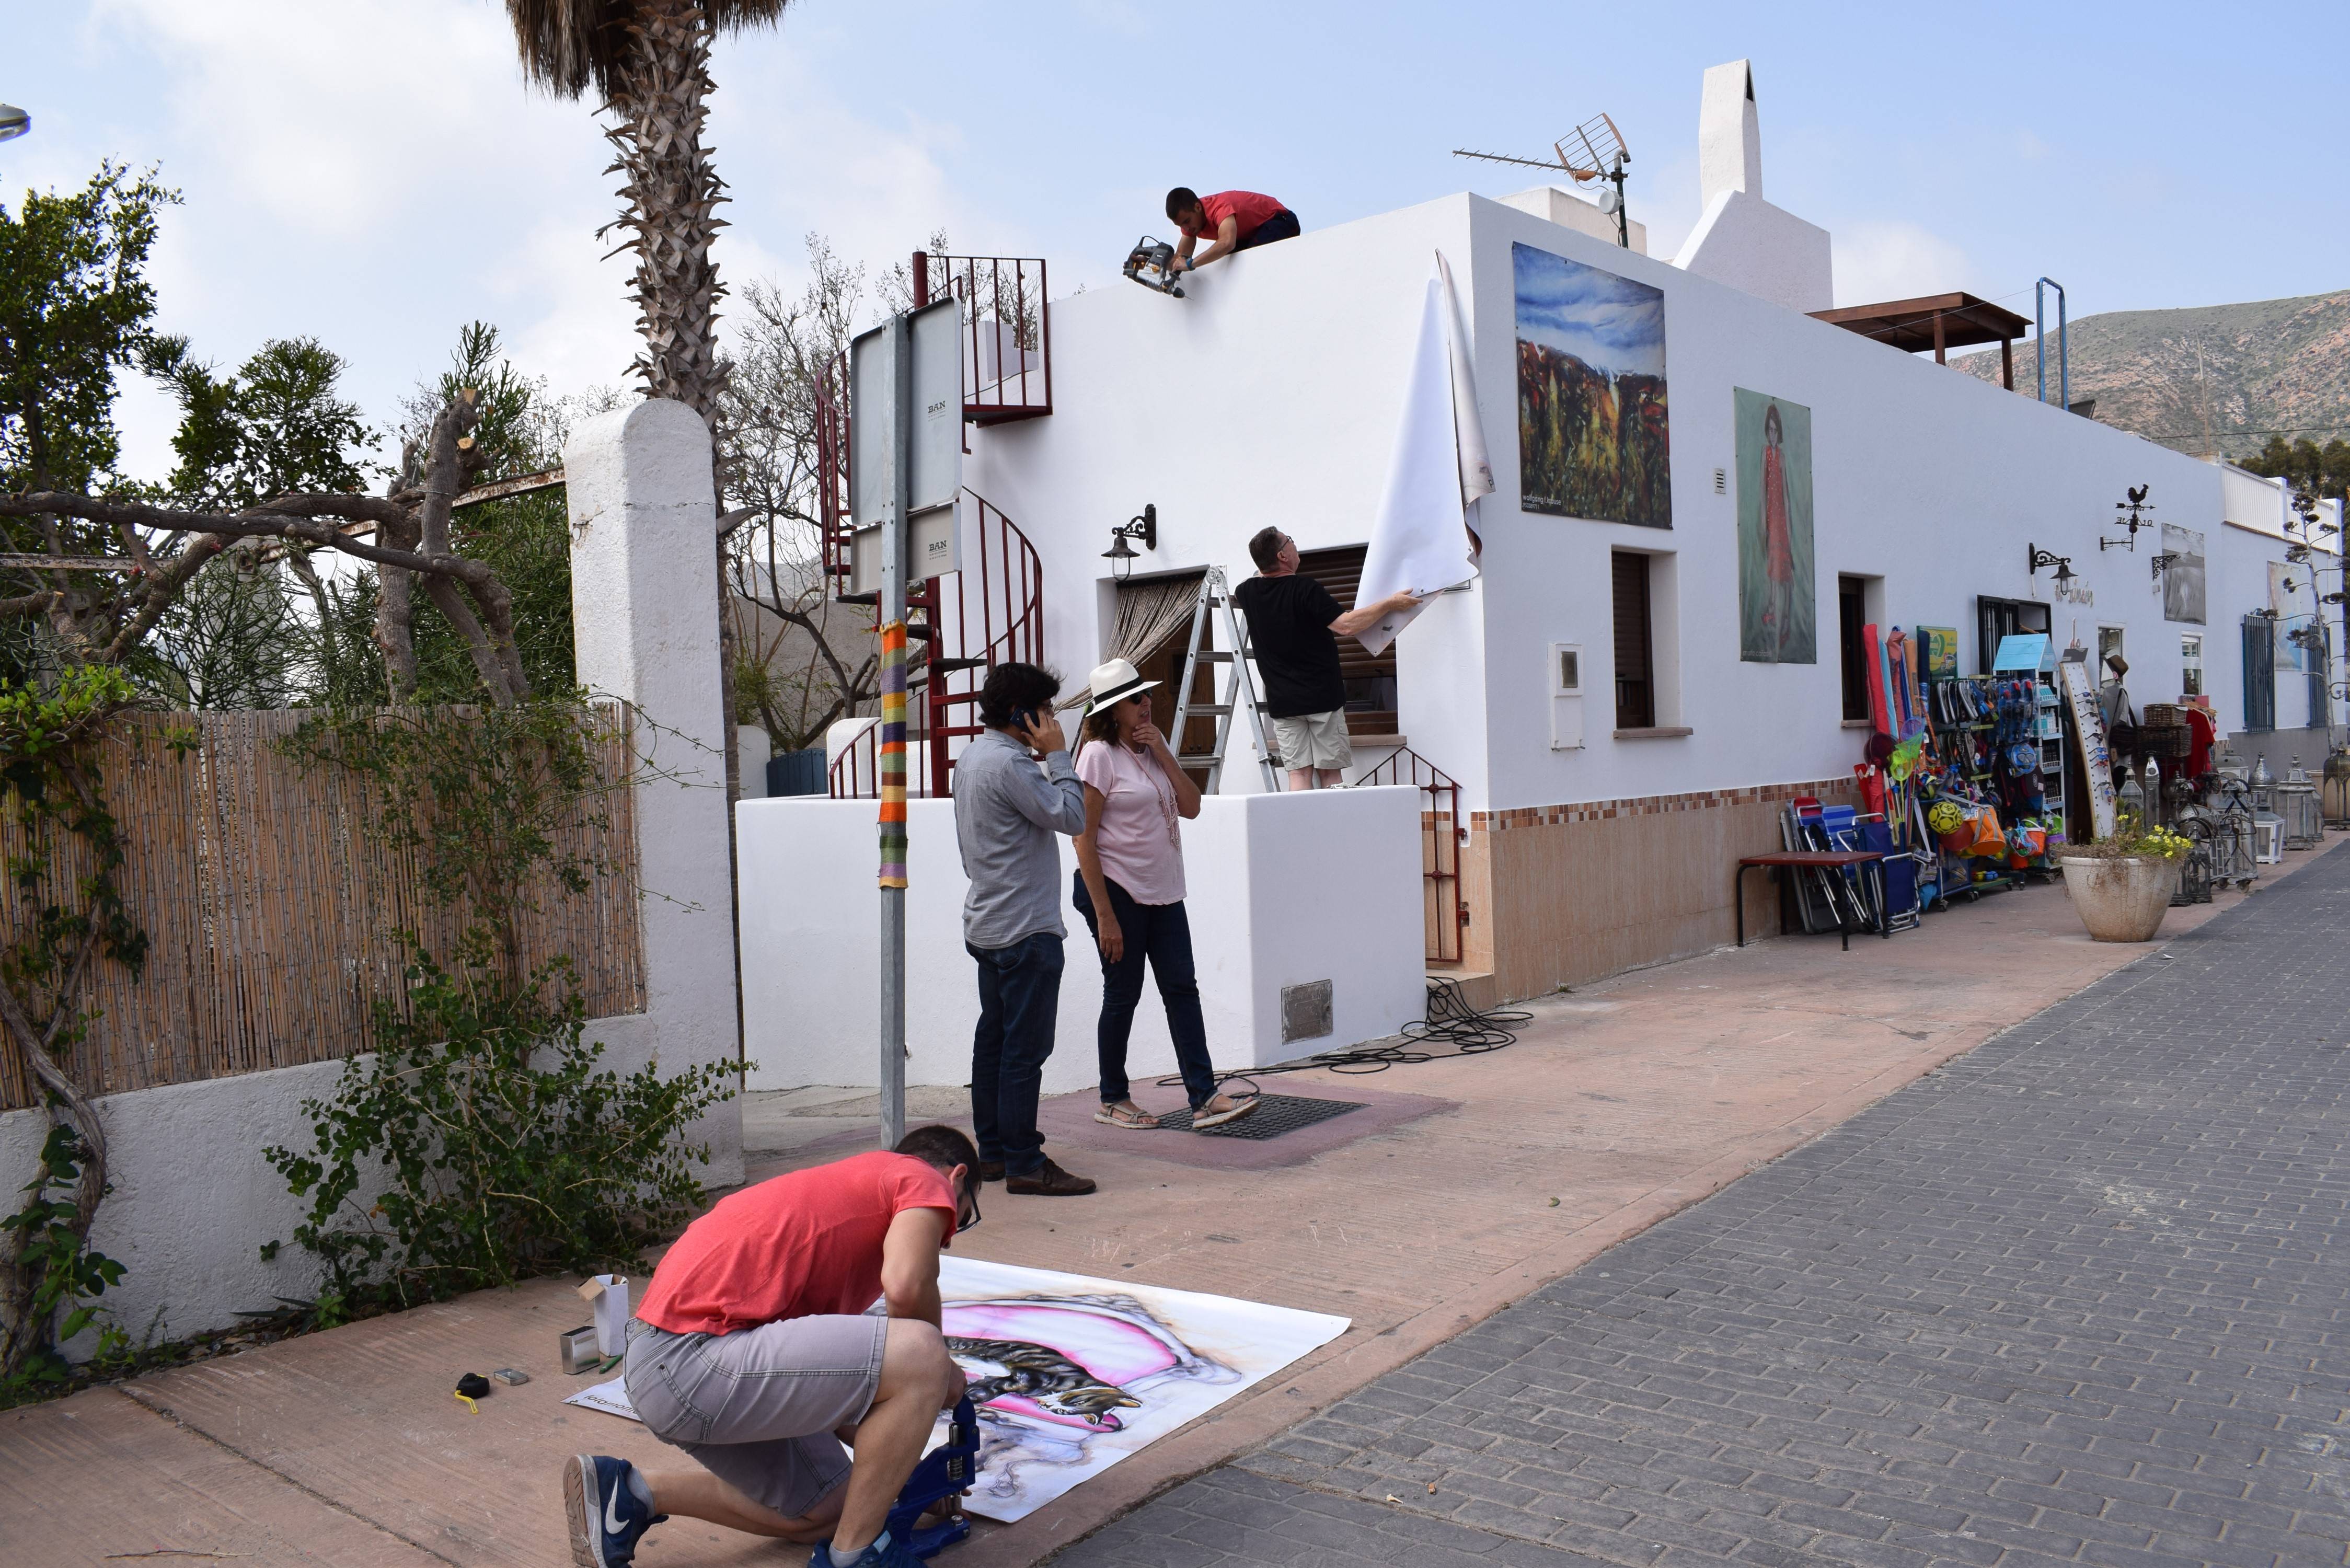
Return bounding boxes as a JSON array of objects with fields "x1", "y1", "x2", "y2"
[
  {"x1": 1093, "y1": 1100, "x2": 1160, "y2": 1129},
  {"x1": 1190, "y1": 1094, "x2": 1259, "y2": 1132}
]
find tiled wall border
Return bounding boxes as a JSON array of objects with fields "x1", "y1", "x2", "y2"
[{"x1": 1471, "y1": 778, "x2": 1859, "y2": 834}]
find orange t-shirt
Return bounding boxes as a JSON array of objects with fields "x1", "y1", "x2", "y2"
[{"x1": 636, "y1": 1151, "x2": 957, "y2": 1336}]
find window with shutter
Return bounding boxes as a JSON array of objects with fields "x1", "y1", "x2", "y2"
[
  {"x1": 2242, "y1": 617, "x2": 2276, "y2": 730},
  {"x1": 1295, "y1": 545, "x2": 1399, "y2": 736},
  {"x1": 1838, "y1": 577, "x2": 1869, "y2": 721},
  {"x1": 1612, "y1": 551, "x2": 1654, "y2": 730}
]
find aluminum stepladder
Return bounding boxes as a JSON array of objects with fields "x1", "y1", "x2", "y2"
[{"x1": 1169, "y1": 567, "x2": 1283, "y2": 793}]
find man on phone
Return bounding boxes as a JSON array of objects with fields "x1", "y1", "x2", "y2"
[{"x1": 951, "y1": 662, "x2": 1097, "y2": 1196}]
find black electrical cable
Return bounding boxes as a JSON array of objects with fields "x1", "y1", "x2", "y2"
[{"x1": 1155, "y1": 976, "x2": 1533, "y2": 1096}]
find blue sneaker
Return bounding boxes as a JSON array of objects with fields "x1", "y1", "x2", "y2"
[
  {"x1": 814, "y1": 1529, "x2": 928, "y2": 1568},
  {"x1": 565, "y1": 1454, "x2": 663, "y2": 1567}
]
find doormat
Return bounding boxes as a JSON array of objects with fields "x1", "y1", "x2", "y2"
[{"x1": 1155, "y1": 1093, "x2": 1366, "y2": 1139}]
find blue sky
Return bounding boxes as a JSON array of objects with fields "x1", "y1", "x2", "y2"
[
  {"x1": 1513, "y1": 244, "x2": 1666, "y2": 378},
  {"x1": 10, "y1": 1, "x2": 2347, "y2": 481}
]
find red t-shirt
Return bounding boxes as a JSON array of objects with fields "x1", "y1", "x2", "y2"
[
  {"x1": 1183, "y1": 190, "x2": 1287, "y2": 241},
  {"x1": 636, "y1": 1151, "x2": 958, "y2": 1336}
]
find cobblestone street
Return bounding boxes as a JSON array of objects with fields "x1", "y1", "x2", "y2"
[{"x1": 1062, "y1": 848, "x2": 2350, "y2": 1568}]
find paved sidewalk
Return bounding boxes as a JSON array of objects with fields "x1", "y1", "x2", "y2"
[
  {"x1": 1064, "y1": 846, "x2": 2350, "y2": 1568},
  {"x1": 2, "y1": 843, "x2": 2335, "y2": 1567}
]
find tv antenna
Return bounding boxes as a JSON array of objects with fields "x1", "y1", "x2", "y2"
[{"x1": 1454, "y1": 112, "x2": 1631, "y2": 247}]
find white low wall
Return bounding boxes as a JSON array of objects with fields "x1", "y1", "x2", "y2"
[
  {"x1": 736, "y1": 786, "x2": 1429, "y2": 1096},
  {"x1": 0, "y1": 1061, "x2": 352, "y2": 1357}
]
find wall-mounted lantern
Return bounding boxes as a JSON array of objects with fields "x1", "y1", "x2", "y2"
[
  {"x1": 1102, "y1": 503, "x2": 1158, "y2": 582},
  {"x1": 0, "y1": 105, "x2": 29, "y2": 143},
  {"x1": 2026, "y1": 543, "x2": 2075, "y2": 589}
]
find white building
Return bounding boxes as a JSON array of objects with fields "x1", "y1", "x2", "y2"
[{"x1": 748, "y1": 61, "x2": 2342, "y2": 1088}]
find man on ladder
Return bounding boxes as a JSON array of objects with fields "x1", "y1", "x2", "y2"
[{"x1": 1232, "y1": 527, "x2": 1422, "y2": 790}]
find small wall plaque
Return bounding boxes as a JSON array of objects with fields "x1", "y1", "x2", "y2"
[{"x1": 1281, "y1": 980, "x2": 1334, "y2": 1044}]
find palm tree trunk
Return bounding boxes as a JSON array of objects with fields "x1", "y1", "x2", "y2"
[{"x1": 602, "y1": 1, "x2": 729, "y2": 419}]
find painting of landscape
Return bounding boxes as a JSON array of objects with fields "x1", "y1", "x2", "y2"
[{"x1": 1514, "y1": 242, "x2": 1671, "y2": 527}]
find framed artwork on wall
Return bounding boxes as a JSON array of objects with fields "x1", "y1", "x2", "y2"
[
  {"x1": 1733, "y1": 387, "x2": 1814, "y2": 663},
  {"x1": 2161, "y1": 523, "x2": 2206, "y2": 625},
  {"x1": 1513, "y1": 243, "x2": 1671, "y2": 528}
]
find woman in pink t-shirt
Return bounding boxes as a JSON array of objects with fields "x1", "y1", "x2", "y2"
[{"x1": 1071, "y1": 659, "x2": 1257, "y2": 1132}]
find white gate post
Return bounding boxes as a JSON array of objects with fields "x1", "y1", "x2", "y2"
[{"x1": 566, "y1": 398, "x2": 743, "y2": 1187}]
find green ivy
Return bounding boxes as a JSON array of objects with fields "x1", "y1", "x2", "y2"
[
  {"x1": 0, "y1": 1125, "x2": 129, "y2": 1406},
  {"x1": 0, "y1": 664, "x2": 146, "y2": 1397}
]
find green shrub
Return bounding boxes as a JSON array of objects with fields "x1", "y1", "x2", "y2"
[{"x1": 263, "y1": 928, "x2": 735, "y2": 1309}]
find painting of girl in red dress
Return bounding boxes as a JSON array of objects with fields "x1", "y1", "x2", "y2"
[{"x1": 1736, "y1": 388, "x2": 1815, "y2": 663}]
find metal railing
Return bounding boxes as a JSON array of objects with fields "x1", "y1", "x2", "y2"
[
  {"x1": 919, "y1": 492, "x2": 1043, "y2": 797},
  {"x1": 827, "y1": 492, "x2": 1043, "y2": 800},
  {"x1": 1347, "y1": 745, "x2": 1467, "y2": 964},
  {"x1": 913, "y1": 252, "x2": 1052, "y2": 424},
  {"x1": 827, "y1": 718, "x2": 881, "y2": 800}
]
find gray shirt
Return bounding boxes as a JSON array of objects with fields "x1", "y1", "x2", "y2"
[{"x1": 953, "y1": 728, "x2": 1087, "y2": 950}]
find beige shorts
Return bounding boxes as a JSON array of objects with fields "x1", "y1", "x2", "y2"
[
  {"x1": 623, "y1": 1312, "x2": 886, "y2": 1517},
  {"x1": 1270, "y1": 709, "x2": 1353, "y2": 771}
]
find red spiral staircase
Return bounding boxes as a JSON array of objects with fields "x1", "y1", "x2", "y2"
[{"x1": 821, "y1": 253, "x2": 1053, "y2": 799}]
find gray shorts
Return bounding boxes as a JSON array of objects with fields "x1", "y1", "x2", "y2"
[
  {"x1": 623, "y1": 1313, "x2": 887, "y2": 1517},
  {"x1": 1270, "y1": 709, "x2": 1353, "y2": 771}
]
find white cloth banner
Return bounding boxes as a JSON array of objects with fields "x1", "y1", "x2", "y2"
[{"x1": 1356, "y1": 252, "x2": 1490, "y2": 657}]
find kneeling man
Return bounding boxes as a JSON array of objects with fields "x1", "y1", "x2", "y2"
[{"x1": 565, "y1": 1126, "x2": 978, "y2": 1568}]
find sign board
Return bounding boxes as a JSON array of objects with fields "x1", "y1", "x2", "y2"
[
  {"x1": 852, "y1": 493, "x2": 964, "y2": 591},
  {"x1": 849, "y1": 297, "x2": 963, "y2": 593}
]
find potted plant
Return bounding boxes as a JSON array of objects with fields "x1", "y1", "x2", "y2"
[{"x1": 2059, "y1": 816, "x2": 2192, "y2": 942}]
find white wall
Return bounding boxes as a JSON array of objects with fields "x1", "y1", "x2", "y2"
[
  {"x1": 736, "y1": 787, "x2": 1426, "y2": 1094},
  {"x1": 566, "y1": 399, "x2": 744, "y2": 1186},
  {"x1": 1454, "y1": 192, "x2": 2266, "y2": 813},
  {"x1": 0, "y1": 1062, "x2": 351, "y2": 1357},
  {"x1": 964, "y1": 196, "x2": 1494, "y2": 810}
]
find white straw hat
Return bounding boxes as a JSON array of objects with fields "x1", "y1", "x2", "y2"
[{"x1": 1082, "y1": 658, "x2": 1160, "y2": 716}]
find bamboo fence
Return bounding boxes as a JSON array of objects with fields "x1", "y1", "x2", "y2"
[{"x1": 1, "y1": 706, "x2": 647, "y2": 1110}]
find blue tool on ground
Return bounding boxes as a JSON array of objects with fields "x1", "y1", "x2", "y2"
[{"x1": 885, "y1": 1397, "x2": 981, "y2": 1559}]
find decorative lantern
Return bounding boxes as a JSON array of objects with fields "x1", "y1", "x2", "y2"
[
  {"x1": 2250, "y1": 753, "x2": 2274, "y2": 812},
  {"x1": 2323, "y1": 744, "x2": 2350, "y2": 827},
  {"x1": 2169, "y1": 841, "x2": 2213, "y2": 906},
  {"x1": 2276, "y1": 758, "x2": 2324, "y2": 850}
]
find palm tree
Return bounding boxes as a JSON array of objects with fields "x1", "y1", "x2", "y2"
[{"x1": 502, "y1": 1, "x2": 792, "y2": 420}]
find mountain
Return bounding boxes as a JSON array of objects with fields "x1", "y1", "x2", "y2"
[{"x1": 1948, "y1": 290, "x2": 2350, "y2": 462}]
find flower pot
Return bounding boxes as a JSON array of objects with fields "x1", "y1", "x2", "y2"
[{"x1": 2059, "y1": 854, "x2": 2176, "y2": 942}]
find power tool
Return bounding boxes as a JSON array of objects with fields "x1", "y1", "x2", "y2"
[
  {"x1": 886, "y1": 1397, "x2": 982, "y2": 1558},
  {"x1": 1123, "y1": 236, "x2": 1185, "y2": 297}
]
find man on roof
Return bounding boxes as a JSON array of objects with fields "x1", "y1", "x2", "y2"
[{"x1": 1166, "y1": 188, "x2": 1299, "y2": 273}]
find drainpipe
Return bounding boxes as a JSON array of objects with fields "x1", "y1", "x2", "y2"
[{"x1": 2034, "y1": 278, "x2": 2068, "y2": 409}]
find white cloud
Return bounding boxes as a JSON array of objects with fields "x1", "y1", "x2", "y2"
[{"x1": 1831, "y1": 220, "x2": 1972, "y2": 307}]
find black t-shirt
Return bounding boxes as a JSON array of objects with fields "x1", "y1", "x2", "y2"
[{"x1": 1233, "y1": 573, "x2": 1346, "y2": 718}]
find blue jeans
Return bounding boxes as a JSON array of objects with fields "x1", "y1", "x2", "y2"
[
  {"x1": 968, "y1": 931, "x2": 1064, "y2": 1177},
  {"x1": 1236, "y1": 210, "x2": 1300, "y2": 250},
  {"x1": 1072, "y1": 875, "x2": 1217, "y2": 1111}
]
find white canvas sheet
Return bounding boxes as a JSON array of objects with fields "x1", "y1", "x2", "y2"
[
  {"x1": 558, "y1": 1256, "x2": 1350, "y2": 1526},
  {"x1": 1356, "y1": 253, "x2": 1490, "y2": 658}
]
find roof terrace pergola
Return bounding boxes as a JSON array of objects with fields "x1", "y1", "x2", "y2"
[{"x1": 1808, "y1": 292, "x2": 2030, "y2": 389}]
